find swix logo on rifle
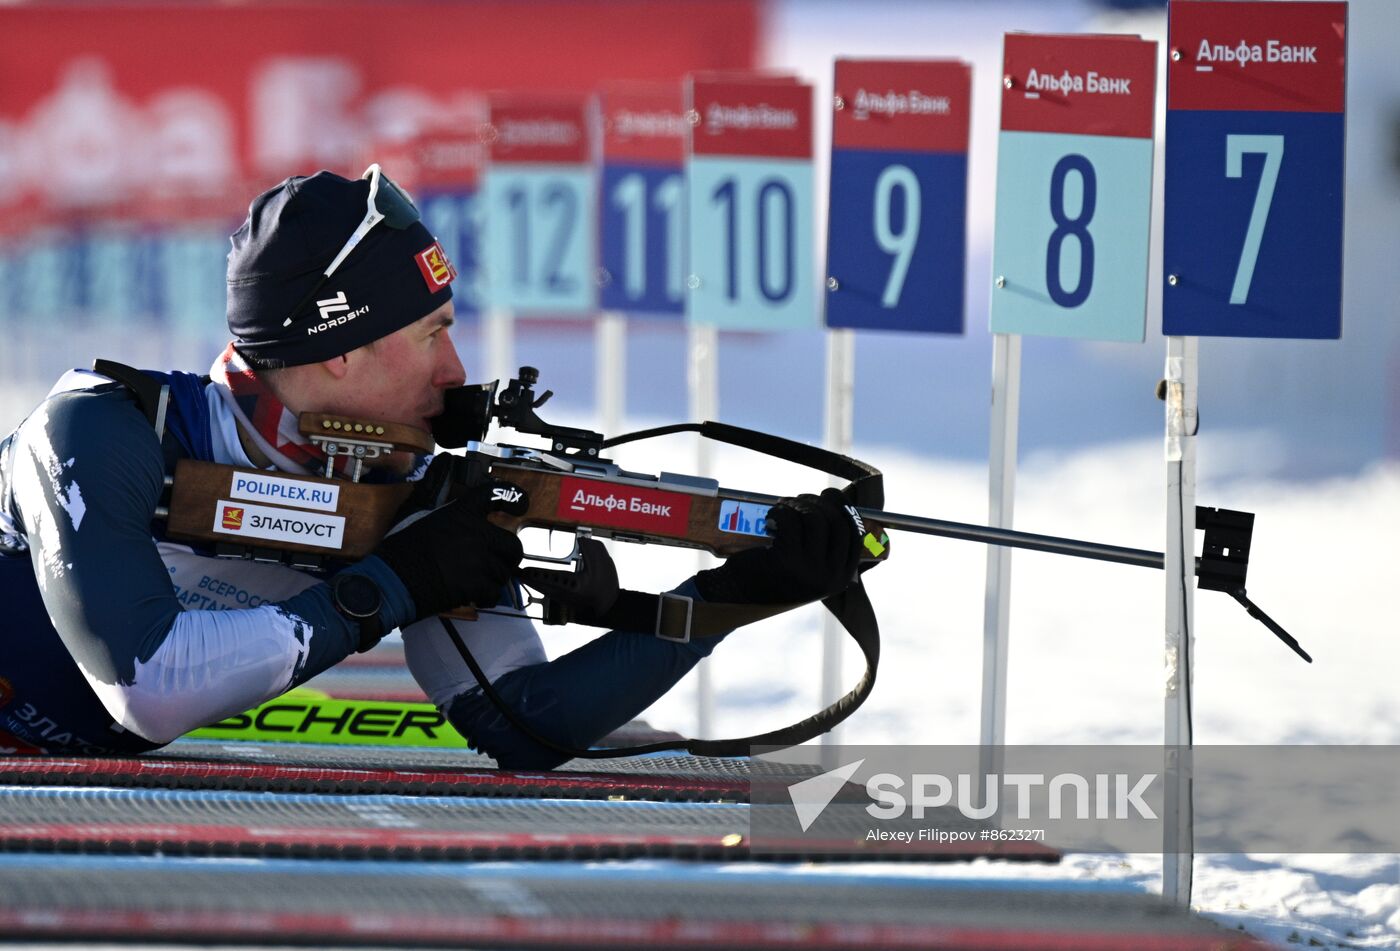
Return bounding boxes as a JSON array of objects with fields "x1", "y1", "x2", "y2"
[
  {"x1": 486, "y1": 481, "x2": 529, "y2": 516},
  {"x1": 415, "y1": 242, "x2": 457, "y2": 290},
  {"x1": 307, "y1": 291, "x2": 370, "y2": 335},
  {"x1": 556, "y1": 476, "x2": 692, "y2": 537}
]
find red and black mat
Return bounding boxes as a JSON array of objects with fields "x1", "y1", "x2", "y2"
[
  {"x1": 0, "y1": 749, "x2": 748, "y2": 802},
  {"x1": 1, "y1": 737, "x2": 859, "y2": 801},
  {"x1": 0, "y1": 786, "x2": 1055, "y2": 863},
  {"x1": 0, "y1": 854, "x2": 1265, "y2": 950}
]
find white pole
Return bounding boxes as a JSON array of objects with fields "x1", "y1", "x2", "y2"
[
  {"x1": 1162, "y1": 334, "x2": 1198, "y2": 906},
  {"x1": 978, "y1": 332, "x2": 1022, "y2": 800},
  {"x1": 485, "y1": 309, "x2": 515, "y2": 388},
  {"x1": 688, "y1": 321, "x2": 719, "y2": 737},
  {"x1": 596, "y1": 311, "x2": 627, "y2": 437},
  {"x1": 820, "y1": 329, "x2": 856, "y2": 762}
]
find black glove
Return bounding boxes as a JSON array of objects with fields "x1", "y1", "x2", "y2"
[
  {"x1": 694, "y1": 488, "x2": 863, "y2": 606},
  {"x1": 374, "y1": 458, "x2": 527, "y2": 619}
]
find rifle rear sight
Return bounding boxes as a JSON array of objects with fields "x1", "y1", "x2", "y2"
[{"x1": 435, "y1": 367, "x2": 607, "y2": 459}]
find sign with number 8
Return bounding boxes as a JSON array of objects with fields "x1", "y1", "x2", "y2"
[{"x1": 990, "y1": 33, "x2": 1158, "y2": 343}]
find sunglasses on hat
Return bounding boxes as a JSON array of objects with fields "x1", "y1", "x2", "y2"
[{"x1": 282, "y1": 163, "x2": 421, "y2": 328}]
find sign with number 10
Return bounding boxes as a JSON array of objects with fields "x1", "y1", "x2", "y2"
[
  {"x1": 825, "y1": 59, "x2": 972, "y2": 334},
  {"x1": 482, "y1": 95, "x2": 597, "y2": 316},
  {"x1": 686, "y1": 76, "x2": 816, "y2": 330},
  {"x1": 599, "y1": 83, "x2": 686, "y2": 317},
  {"x1": 990, "y1": 34, "x2": 1158, "y2": 342},
  {"x1": 1163, "y1": 1, "x2": 1346, "y2": 339}
]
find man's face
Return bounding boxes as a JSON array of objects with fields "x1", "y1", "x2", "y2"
[{"x1": 332, "y1": 301, "x2": 466, "y2": 432}]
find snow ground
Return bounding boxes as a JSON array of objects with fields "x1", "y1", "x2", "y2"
[{"x1": 525, "y1": 414, "x2": 1400, "y2": 948}]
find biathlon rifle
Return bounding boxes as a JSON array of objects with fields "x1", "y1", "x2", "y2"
[{"x1": 158, "y1": 364, "x2": 1309, "y2": 760}]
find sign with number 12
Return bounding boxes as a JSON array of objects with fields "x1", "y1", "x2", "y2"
[
  {"x1": 990, "y1": 33, "x2": 1158, "y2": 342},
  {"x1": 482, "y1": 95, "x2": 597, "y2": 316}
]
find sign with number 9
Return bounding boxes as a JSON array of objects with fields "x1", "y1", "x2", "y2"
[{"x1": 825, "y1": 59, "x2": 971, "y2": 335}]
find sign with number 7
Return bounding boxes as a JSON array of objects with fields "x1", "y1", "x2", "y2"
[{"x1": 1163, "y1": 1, "x2": 1346, "y2": 339}]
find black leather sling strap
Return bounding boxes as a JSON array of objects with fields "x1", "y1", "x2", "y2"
[{"x1": 443, "y1": 420, "x2": 885, "y2": 760}]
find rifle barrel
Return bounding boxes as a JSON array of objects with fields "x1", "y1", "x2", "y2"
[{"x1": 721, "y1": 489, "x2": 1168, "y2": 572}]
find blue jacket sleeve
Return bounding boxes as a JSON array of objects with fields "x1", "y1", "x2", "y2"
[{"x1": 2, "y1": 387, "x2": 413, "y2": 742}]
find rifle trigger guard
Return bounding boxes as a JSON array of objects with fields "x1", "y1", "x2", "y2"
[{"x1": 521, "y1": 530, "x2": 589, "y2": 566}]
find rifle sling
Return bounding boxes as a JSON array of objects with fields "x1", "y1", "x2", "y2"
[{"x1": 445, "y1": 417, "x2": 886, "y2": 762}]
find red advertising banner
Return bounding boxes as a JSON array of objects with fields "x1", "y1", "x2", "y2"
[
  {"x1": 1167, "y1": 0, "x2": 1346, "y2": 114},
  {"x1": 0, "y1": 1, "x2": 759, "y2": 230},
  {"x1": 488, "y1": 95, "x2": 593, "y2": 166},
  {"x1": 689, "y1": 77, "x2": 814, "y2": 159},
  {"x1": 555, "y1": 477, "x2": 693, "y2": 538},
  {"x1": 369, "y1": 119, "x2": 488, "y2": 195},
  {"x1": 1000, "y1": 33, "x2": 1158, "y2": 139},
  {"x1": 601, "y1": 82, "x2": 686, "y2": 165},
  {"x1": 832, "y1": 59, "x2": 972, "y2": 154}
]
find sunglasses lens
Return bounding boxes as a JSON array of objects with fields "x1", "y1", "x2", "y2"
[{"x1": 375, "y1": 175, "x2": 421, "y2": 229}]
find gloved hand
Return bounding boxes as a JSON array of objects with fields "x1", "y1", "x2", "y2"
[
  {"x1": 520, "y1": 536, "x2": 620, "y2": 621},
  {"x1": 374, "y1": 457, "x2": 527, "y2": 619},
  {"x1": 694, "y1": 487, "x2": 864, "y2": 606}
]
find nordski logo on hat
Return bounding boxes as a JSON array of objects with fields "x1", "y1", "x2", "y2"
[{"x1": 415, "y1": 242, "x2": 457, "y2": 290}]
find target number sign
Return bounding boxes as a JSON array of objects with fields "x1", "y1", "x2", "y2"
[
  {"x1": 1163, "y1": 1, "x2": 1346, "y2": 339},
  {"x1": 825, "y1": 59, "x2": 972, "y2": 334},
  {"x1": 990, "y1": 34, "x2": 1158, "y2": 342}
]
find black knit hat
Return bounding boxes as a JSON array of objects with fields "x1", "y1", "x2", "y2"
[{"x1": 226, "y1": 170, "x2": 455, "y2": 367}]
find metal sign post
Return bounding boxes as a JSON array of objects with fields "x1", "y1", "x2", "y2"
[
  {"x1": 1162, "y1": 334, "x2": 1198, "y2": 905},
  {"x1": 820, "y1": 327, "x2": 855, "y2": 758},
  {"x1": 980, "y1": 330, "x2": 1021, "y2": 786},
  {"x1": 986, "y1": 33, "x2": 1159, "y2": 799},
  {"x1": 1161, "y1": 0, "x2": 1348, "y2": 904}
]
